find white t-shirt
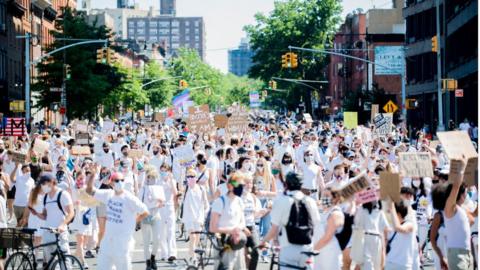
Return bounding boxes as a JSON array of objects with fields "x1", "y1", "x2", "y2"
[
  {"x1": 242, "y1": 193, "x2": 261, "y2": 227},
  {"x1": 13, "y1": 174, "x2": 35, "y2": 207},
  {"x1": 270, "y1": 190, "x2": 321, "y2": 247},
  {"x1": 94, "y1": 189, "x2": 148, "y2": 241},
  {"x1": 386, "y1": 220, "x2": 417, "y2": 267},
  {"x1": 211, "y1": 195, "x2": 245, "y2": 229},
  {"x1": 301, "y1": 162, "x2": 320, "y2": 190},
  {"x1": 44, "y1": 189, "x2": 73, "y2": 228},
  {"x1": 94, "y1": 150, "x2": 115, "y2": 169}
]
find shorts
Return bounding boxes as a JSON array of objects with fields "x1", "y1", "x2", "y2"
[
  {"x1": 184, "y1": 221, "x2": 202, "y2": 232},
  {"x1": 96, "y1": 204, "x2": 107, "y2": 218},
  {"x1": 7, "y1": 186, "x2": 15, "y2": 199}
]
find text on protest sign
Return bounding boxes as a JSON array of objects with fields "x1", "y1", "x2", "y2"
[
  {"x1": 33, "y1": 139, "x2": 50, "y2": 154},
  {"x1": 214, "y1": 114, "x2": 228, "y2": 129},
  {"x1": 75, "y1": 133, "x2": 89, "y2": 145},
  {"x1": 355, "y1": 188, "x2": 380, "y2": 204},
  {"x1": 174, "y1": 145, "x2": 196, "y2": 167},
  {"x1": 187, "y1": 105, "x2": 212, "y2": 133},
  {"x1": 398, "y1": 152, "x2": 434, "y2": 177},
  {"x1": 333, "y1": 172, "x2": 369, "y2": 200},
  {"x1": 374, "y1": 113, "x2": 393, "y2": 136},
  {"x1": 226, "y1": 105, "x2": 249, "y2": 134},
  {"x1": 379, "y1": 172, "x2": 401, "y2": 203},
  {"x1": 9, "y1": 151, "x2": 26, "y2": 164},
  {"x1": 71, "y1": 146, "x2": 91, "y2": 156}
]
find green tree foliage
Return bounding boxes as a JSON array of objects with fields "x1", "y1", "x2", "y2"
[
  {"x1": 143, "y1": 62, "x2": 176, "y2": 110},
  {"x1": 244, "y1": 0, "x2": 342, "y2": 111},
  {"x1": 32, "y1": 7, "x2": 123, "y2": 119}
]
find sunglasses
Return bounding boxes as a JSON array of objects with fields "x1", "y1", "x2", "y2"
[
  {"x1": 257, "y1": 164, "x2": 264, "y2": 167},
  {"x1": 186, "y1": 175, "x2": 196, "y2": 179},
  {"x1": 113, "y1": 179, "x2": 125, "y2": 183}
]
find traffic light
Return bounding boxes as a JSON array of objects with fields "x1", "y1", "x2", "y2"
[
  {"x1": 431, "y1": 36, "x2": 438, "y2": 53},
  {"x1": 96, "y1": 48, "x2": 107, "y2": 64},
  {"x1": 179, "y1": 80, "x2": 188, "y2": 88},
  {"x1": 268, "y1": 80, "x2": 277, "y2": 89},
  {"x1": 281, "y1": 52, "x2": 292, "y2": 68},
  {"x1": 64, "y1": 64, "x2": 71, "y2": 80},
  {"x1": 406, "y1": 99, "x2": 418, "y2": 109},
  {"x1": 290, "y1": 53, "x2": 298, "y2": 68},
  {"x1": 442, "y1": 79, "x2": 458, "y2": 91},
  {"x1": 106, "y1": 48, "x2": 117, "y2": 64}
]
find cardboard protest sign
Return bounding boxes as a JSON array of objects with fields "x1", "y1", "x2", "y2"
[
  {"x1": 355, "y1": 188, "x2": 380, "y2": 204},
  {"x1": 128, "y1": 149, "x2": 144, "y2": 159},
  {"x1": 303, "y1": 113, "x2": 313, "y2": 123},
  {"x1": 379, "y1": 172, "x2": 401, "y2": 203},
  {"x1": 175, "y1": 145, "x2": 196, "y2": 167},
  {"x1": 343, "y1": 112, "x2": 358, "y2": 129},
  {"x1": 464, "y1": 157, "x2": 478, "y2": 186},
  {"x1": 33, "y1": 139, "x2": 50, "y2": 154},
  {"x1": 226, "y1": 105, "x2": 249, "y2": 134},
  {"x1": 71, "y1": 146, "x2": 91, "y2": 156},
  {"x1": 187, "y1": 105, "x2": 212, "y2": 133},
  {"x1": 75, "y1": 133, "x2": 89, "y2": 145},
  {"x1": 73, "y1": 120, "x2": 88, "y2": 133},
  {"x1": 429, "y1": 140, "x2": 440, "y2": 149},
  {"x1": 374, "y1": 113, "x2": 393, "y2": 136},
  {"x1": 9, "y1": 151, "x2": 26, "y2": 164},
  {"x1": 334, "y1": 171, "x2": 369, "y2": 200},
  {"x1": 152, "y1": 112, "x2": 165, "y2": 122},
  {"x1": 102, "y1": 120, "x2": 114, "y2": 133},
  {"x1": 214, "y1": 114, "x2": 228, "y2": 129},
  {"x1": 398, "y1": 152, "x2": 434, "y2": 177},
  {"x1": 371, "y1": 104, "x2": 379, "y2": 124}
]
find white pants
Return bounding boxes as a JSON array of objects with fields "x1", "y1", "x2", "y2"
[
  {"x1": 98, "y1": 236, "x2": 133, "y2": 270},
  {"x1": 279, "y1": 244, "x2": 313, "y2": 269},
  {"x1": 43, "y1": 231, "x2": 70, "y2": 262},
  {"x1": 159, "y1": 205, "x2": 177, "y2": 258},
  {"x1": 214, "y1": 248, "x2": 246, "y2": 270},
  {"x1": 361, "y1": 234, "x2": 383, "y2": 270},
  {"x1": 141, "y1": 217, "x2": 162, "y2": 260}
]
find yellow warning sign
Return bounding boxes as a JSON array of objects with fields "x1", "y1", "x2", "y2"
[{"x1": 383, "y1": 100, "x2": 398, "y2": 113}]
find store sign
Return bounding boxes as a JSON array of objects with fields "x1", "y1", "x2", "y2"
[{"x1": 374, "y1": 46, "x2": 404, "y2": 75}]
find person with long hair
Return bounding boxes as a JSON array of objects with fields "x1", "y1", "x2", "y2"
[
  {"x1": 430, "y1": 183, "x2": 449, "y2": 270},
  {"x1": 196, "y1": 153, "x2": 214, "y2": 196},
  {"x1": 314, "y1": 188, "x2": 345, "y2": 269},
  {"x1": 19, "y1": 182, "x2": 45, "y2": 260},
  {"x1": 158, "y1": 163, "x2": 178, "y2": 262}
]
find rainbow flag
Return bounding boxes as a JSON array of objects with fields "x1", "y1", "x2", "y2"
[{"x1": 172, "y1": 89, "x2": 190, "y2": 108}]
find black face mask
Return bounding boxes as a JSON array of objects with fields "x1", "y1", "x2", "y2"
[
  {"x1": 122, "y1": 151, "x2": 128, "y2": 157},
  {"x1": 233, "y1": 184, "x2": 244, "y2": 197},
  {"x1": 103, "y1": 148, "x2": 109, "y2": 153},
  {"x1": 153, "y1": 150, "x2": 159, "y2": 156},
  {"x1": 282, "y1": 159, "x2": 292, "y2": 165}
]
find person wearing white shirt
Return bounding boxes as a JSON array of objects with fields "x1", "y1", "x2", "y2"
[
  {"x1": 300, "y1": 150, "x2": 325, "y2": 200},
  {"x1": 459, "y1": 118, "x2": 471, "y2": 132},
  {"x1": 149, "y1": 145, "x2": 166, "y2": 172},
  {"x1": 50, "y1": 139, "x2": 68, "y2": 167},
  {"x1": 86, "y1": 171, "x2": 149, "y2": 270},
  {"x1": 94, "y1": 143, "x2": 115, "y2": 169},
  {"x1": 11, "y1": 164, "x2": 35, "y2": 224},
  {"x1": 260, "y1": 172, "x2": 321, "y2": 269}
]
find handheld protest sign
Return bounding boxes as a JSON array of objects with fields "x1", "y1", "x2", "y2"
[
  {"x1": 71, "y1": 146, "x2": 91, "y2": 156},
  {"x1": 371, "y1": 104, "x2": 379, "y2": 124},
  {"x1": 226, "y1": 105, "x2": 249, "y2": 135},
  {"x1": 9, "y1": 151, "x2": 26, "y2": 164},
  {"x1": 379, "y1": 172, "x2": 401, "y2": 203},
  {"x1": 128, "y1": 149, "x2": 144, "y2": 159},
  {"x1": 33, "y1": 139, "x2": 50, "y2": 154},
  {"x1": 152, "y1": 112, "x2": 165, "y2": 122},
  {"x1": 214, "y1": 114, "x2": 228, "y2": 129},
  {"x1": 373, "y1": 113, "x2": 393, "y2": 136},
  {"x1": 75, "y1": 133, "x2": 89, "y2": 146},
  {"x1": 355, "y1": 188, "x2": 380, "y2": 204},
  {"x1": 343, "y1": 112, "x2": 358, "y2": 129},
  {"x1": 187, "y1": 105, "x2": 212, "y2": 133},
  {"x1": 334, "y1": 171, "x2": 369, "y2": 200},
  {"x1": 398, "y1": 152, "x2": 434, "y2": 177},
  {"x1": 102, "y1": 120, "x2": 115, "y2": 133},
  {"x1": 74, "y1": 120, "x2": 88, "y2": 133}
]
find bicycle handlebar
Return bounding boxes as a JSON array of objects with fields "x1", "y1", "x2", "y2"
[{"x1": 40, "y1": 227, "x2": 60, "y2": 234}]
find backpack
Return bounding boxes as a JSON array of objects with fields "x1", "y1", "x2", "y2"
[
  {"x1": 43, "y1": 191, "x2": 75, "y2": 224},
  {"x1": 205, "y1": 195, "x2": 225, "y2": 233},
  {"x1": 386, "y1": 221, "x2": 407, "y2": 253},
  {"x1": 330, "y1": 209, "x2": 353, "y2": 250},
  {"x1": 285, "y1": 196, "x2": 313, "y2": 245}
]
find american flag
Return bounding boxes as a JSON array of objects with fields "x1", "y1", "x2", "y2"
[{"x1": 0, "y1": 118, "x2": 27, "y2": 137}]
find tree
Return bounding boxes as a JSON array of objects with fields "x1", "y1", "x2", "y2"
[
  {"x1": 244, "y1": 0, "x2": 342, "y2": 113},
  {"x1": 32, "y1": 7, "x2": 123, "y2": 120},
  {"x1": 143, "y1": 62, "x2": 176, "y2": 110}
]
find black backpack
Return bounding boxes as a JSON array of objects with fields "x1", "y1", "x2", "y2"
[
  {"x1": 285, "y1": 196, "x2": 313, "y2": 245},
  {"x1": 43, "y1": 191, "x2": 74, "y2": 224}
]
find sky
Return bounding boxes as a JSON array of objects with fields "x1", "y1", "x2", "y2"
[{"x1": 91, "y1": 0, "x2": 393, "y2": 73}]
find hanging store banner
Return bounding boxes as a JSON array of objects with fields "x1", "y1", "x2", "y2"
[{"x1": 374, "y1": 46, "x2": 404, "y2": 75}]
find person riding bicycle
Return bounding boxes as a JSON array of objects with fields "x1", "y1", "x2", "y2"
[
  {"x1": 32, "y1": 173, "x2": 75, "y2": 265},
  {"x1": 260, "y1": 172, "x2": 321, "y2": 269},
  {"x1": 86, "y1": 170, "x2": 149, "y2": 270},
  {"x1": 209, "y1": 172, "x2": 250, "y2": 270}
]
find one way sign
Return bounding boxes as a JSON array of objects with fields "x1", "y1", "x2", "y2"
[{"x1": 383, "y1": 100, "x2": 398, "y2": 113}]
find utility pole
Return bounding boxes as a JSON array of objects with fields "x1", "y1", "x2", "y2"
[
  {"x1": 24, "y1": 33, "x2": 31, "y2": 128},
  {"x1": 435, "y1": 0, "x2": 445, "y2": 131}
]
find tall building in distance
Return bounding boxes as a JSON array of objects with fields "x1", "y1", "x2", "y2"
[
  {"x1": 228, "y1": 38, "x2": 254, "y2": 76},
  {"x1": 117, "y1": 0, "x2": 128, "y2": 9},
  {"x1": 160, "y1": 0, "x2": 176, "y2": 16},
  {"x1": 127, "y1": 16, "x2": 205, "y2": 60}
]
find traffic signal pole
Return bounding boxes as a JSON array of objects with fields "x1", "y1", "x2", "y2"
[
  {"x1": 288, "y1": 45, "x2": 407, "y2": 122},
  {"x1": 435, "y1": 0, "x2": 445, "y2": 131}
]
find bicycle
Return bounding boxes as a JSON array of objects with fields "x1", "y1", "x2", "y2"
[
  {"x1": 3, "y1": 227, "x2": 83, "y2": 270},
  {"x1": 183, "y1": 231, "x2": 224, "y2": 270},
  {"x1": 268, "y1": 246, "x2": 318, "y2": 270}
]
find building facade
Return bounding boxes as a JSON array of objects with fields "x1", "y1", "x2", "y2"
[
  {"x1": 127, "y1": 16, "x2": 205, "y2": 60},
  {"x1": 403, "y1": 0, "x2": 477, "y2": 132},
  {"x1": 0, "y1": 0, "x2": 75, "y2": 119},
  {"x1": 160, "y1": 0, "x2": 175, "y2": 16},
  {"x1": 228, "y1": 38, "x2": 253, "y2": 76}
]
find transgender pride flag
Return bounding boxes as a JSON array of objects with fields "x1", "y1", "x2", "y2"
[{"x1": 172, "y1": 89, "x2": 190, "y2": 108}]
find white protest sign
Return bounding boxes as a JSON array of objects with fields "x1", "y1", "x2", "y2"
[
  {"x1": 398, "y1": 152, "x2": 434, "y2": 177},
  {"x1": 102, "y1": 120, "x2": 114, "y2": 133},
  {"x1": 373, "y1": 113, "x2": 393, "y2": 136},
  {"x1": 226, "y1": 105, "x2": 249, "y2": 134},
  {"x1": 71, "y1": 146, "x2": 91, "y2": 156},
  {"x1": 33, "y1": 139, "x2": 50, "y2": 154},
  {"x1": 175, "y1": 145, "x2": 196, "y2": 167}
]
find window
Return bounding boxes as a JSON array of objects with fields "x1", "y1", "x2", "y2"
[
  {"x1": 195, "y1": 42, "x2": 200, "y2": 48},
  {"x1": 172, "y1": 43, "x2": 179, "y2": 48},
  {"x1": 195, "y1": 35, "x2": 200, "y2": 41},
  {"x1": 172, "y1": 36, "x2": 179, "y2": 42},
  {"x1": 185, "y1": 21, "x2": 190, "y2": 27},
  {"x1": 185, "y1": 35, "x2": 190, "y2": 41},
  {"x1": 128, "y1": 29, "x2": 134, "y2": 35},
  {"x1": 150, "y1": 36, "x2": 158, "y2": 42},
  {"x1": 137, "y1": 20, "x2": 145, "y2": 27},
  {"x1": 136, "y1": 28, "x2": 145, "y2": 35},
  {"x1": 171, "y1": 29, "x2": 179, "y2": 35},
  {"x1": 128, "y1": 21, "x2": 134, "y2": 27},
  {"x1": 150, "y1": 28, "x2": 157, "y2": 35},
  {"x1": 159, "y1": 21, "x2": 169, "y2": 28},
  {"x1": 149, "y1": 21, "x2": 157, "y2": 27},
  {"x1": 172, "y1": 20, "x2": 180, "y2": 27},
  {"x1": 195, "y1": 20, "x2": 200, "y2": 27},
  {"x1": 159, "y1": 29, "x2": 169, "y2": 35}
]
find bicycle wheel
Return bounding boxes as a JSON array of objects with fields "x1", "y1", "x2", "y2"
[
  {"x1": 185, "y1": 266, "x2": 198, "y2": 270},
  {"x1": 50, "y1": 254, "x2": 84, "y2": 270},
  {"x1": 5, "y1": 252, "x2": 34, "y2": 270}
]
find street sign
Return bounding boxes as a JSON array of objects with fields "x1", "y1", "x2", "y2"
[
  {"x1": 50, "y1": 87, "x2": 62, "y2": 92},
  {"x1": 455, "y1": 89, "x2": 464, "y2": 97},
  {"x1": 59, "y1": 107, "x2": 66, "y2": 114},
  {"x1": 383, "y1": 100, "x2": 398, "y2": 113},
  {"x1": 9, "y1": 100, "x2": 25, "y2": 112}
]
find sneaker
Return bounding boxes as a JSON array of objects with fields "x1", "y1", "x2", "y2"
[
  {"x1": 84, "y1": 250, "x2": 95, "y2": 258},
  {"x1": 83, "y1": 263, "x2": 89, "y2": 269},
  {"x1": 167, "y1": 256, "x2": 176, "y2": 262}
]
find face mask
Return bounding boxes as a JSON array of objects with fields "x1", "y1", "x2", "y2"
[
  {"x1": 243, "y1": 162, "x2": 251, "y2": 171},
  {"x1": 412, "y1": 180, "x2": 421, "y2": 188},
  {"x1": 100, "y1": 172, "x2": 109, "y2": 180},
  {"x1": 153, "y1": 150, "x2": 159, "y2": 156},
  {"x1": 282, "y1": 159, "x2": 292, "y2": 165},
  {"x1": 187, "y1": 177, "x2": 196, "y2": 188},
  {"x1": 272, "y1": 169, "x2": 280, "y2": 175},
  {"x1": 160, "y1": 171, "x2": 167, "y2": 178},
  {"x1": 146, "y1": 178, "x2": 156, "y2": 185},
  {"x1": 305, "y1": 156, "x2": 314, "y2": 163},
  {"x1": 113, "y1": 181, "x2": 125, "y2": 192},
  {"x1": 233, "y1": 184, "x2": 244, "y2": 197},
  {"x1": 321, "y1": 197, "x2": 332, "y2": 207},
  {"x1": 42, "y1": 184, "x2": 51, "y2": 194},
  {"x1": 31, "y1": 157, "x2": 38, "y2": 163},
  {"x1": 24, "y1": 172, "x2": 31, "y2": 178},
  {"x1": 122, "y1": 151, "x2": 128, "y2": 157}
]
